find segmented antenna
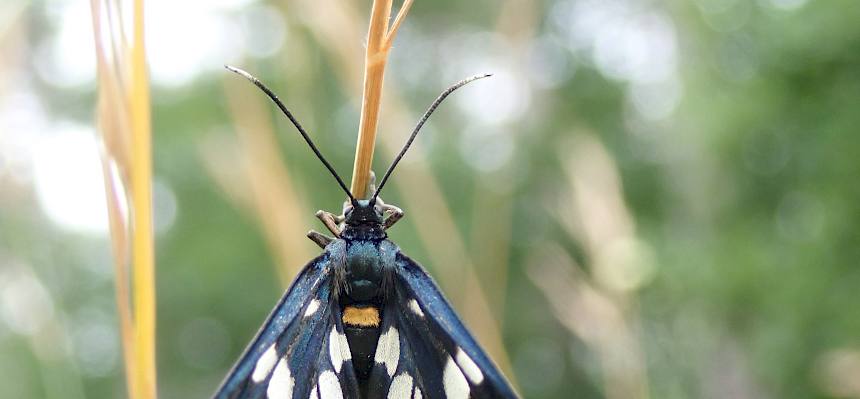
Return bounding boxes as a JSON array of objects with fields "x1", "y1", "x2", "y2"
[
  {"x1": 225, "y1": 65, "x2": 356, "y2": 203},
  {"x1": 371, "y1": 73, "x2": 492, "y2": 202}
]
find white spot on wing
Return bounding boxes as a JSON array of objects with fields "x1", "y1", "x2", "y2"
[
  {"x1": 455, "y1": 348, "x2": 484, "y2": 384},
  {"x1": 443, "y1": 355, "x2": 470, "y2": 399},
  {"x1": 329, "y1": 326, "x2": 343, "y2": 373},
  {"x1": 317, "y1": 370, "x2": 343, "y2": 399},
  {"x1": 304, "y1": 299, "x2": 321, "y2": 317},
  {"x1": 339, "y1": 331, "x2": 351, "y2": 361},
  {"x1": 373, "y1": 326, "x2": 400, "y2": 376},
  {"x1": 252, "y1": 343, "x2": 278, "y2": 382},
  {"x1": 387, "y1": 373, "x2": 413, "y2": 399},
  {"x1": 408, "y1": 299, "x2": 424, "y2": 318},
  {"x1": 413, "y1": 386, "x2": 422, "y2": 399},
  {"x1": 266, "y1": 358, "x2": 293, "y2": 398}
]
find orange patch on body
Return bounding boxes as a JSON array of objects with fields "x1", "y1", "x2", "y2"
[{"x1": 342, "y1": 306, "x2": 381, "y2": 327}]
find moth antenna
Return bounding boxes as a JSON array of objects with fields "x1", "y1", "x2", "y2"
[
  {"x1": 225, "y1": 65, "x2": 356, "y2": 203},
  {"x1": 371, "y1": 73, "x2": 492, "y2": 202}
]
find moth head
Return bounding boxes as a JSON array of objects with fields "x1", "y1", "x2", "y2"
[{"x1": 343, "y1": 199, "x2": 384, "y2": 226}]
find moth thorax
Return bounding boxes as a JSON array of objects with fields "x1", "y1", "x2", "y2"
[{"x1": 344, "y1": 242, "x2": 385, "y2": 302}]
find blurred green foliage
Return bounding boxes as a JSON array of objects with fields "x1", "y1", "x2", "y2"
[{"x1": 1, "y1": 0, "x2": 859, "y2": 398}]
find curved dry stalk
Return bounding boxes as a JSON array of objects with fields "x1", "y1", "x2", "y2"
[
  {"x1": 385, "y1": 0, "x2": 414, "y2": 48},
  {"x1": 531, "y1": 133, "x2": 652, "y2": 399},
  {"x1": 469, "y1": 189, "x2": 513, "y2": 323},
  {"x1": 527, "y1": 247, "x2": 651, "y2": 399},
  {"x1": 292, "y1": 0, "x2": 520, "y2": 384},
  {"x1": 207, "y1": 71, "x2": 318, "y2": 285},
  {"x1": 91, "y1": 2, "x2": 135, "y2": 395},
  {"x1": 350, "y1": 0, "x2": 413, "y2": 198}
]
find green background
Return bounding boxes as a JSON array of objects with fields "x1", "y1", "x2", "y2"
[{"x1": 1, "y1": 0, "x2": 859, "y2": 398}]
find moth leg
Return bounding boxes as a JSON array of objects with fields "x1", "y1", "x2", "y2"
[
  {"x1": 332, "y1": 212, "x2": 345, "y2": 224},
  {"x1": 380, "y1": 203, "x2": 404, "y2": 230},
  {"x1": 307, "y1": 230, "x2": 334, "y2": 249},
  {"x1": 315, "y1": 210, "x2": 342, "y2": 237}
]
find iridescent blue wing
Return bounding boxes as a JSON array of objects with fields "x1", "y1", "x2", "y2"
[
  {"x1": 214, "y1": 251, "x2": 360, "y2": 399},
  {"x1": 366, "y1": 253, "x2": 519, "y2": 399}
]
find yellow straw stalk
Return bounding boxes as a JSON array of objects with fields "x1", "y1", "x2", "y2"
[
  {"x1": 90, "y1": 0, "x2": 156, "y2": 397},
  {"x1": 350, "y1": 0, "x2": 413, "y2": 198}
]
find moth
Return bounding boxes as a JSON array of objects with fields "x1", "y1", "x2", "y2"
[{"x1": 214, "y1": 66, "x2": 518, "y2": 399}]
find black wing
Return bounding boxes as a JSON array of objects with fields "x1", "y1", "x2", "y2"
[
  {"x1": 214, "y1": 250, "x2": 360, "y2": 399},
  {"x1": 366, "y1": 253, "x2": 519, "y2": 399}
]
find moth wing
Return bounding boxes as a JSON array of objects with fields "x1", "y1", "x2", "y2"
[
  {"x1": 365, "y1": 253, "x2": 519, "y2": 399},
  {"x1": 214, "y1": 252, "x2": 360, "y2": 399}
]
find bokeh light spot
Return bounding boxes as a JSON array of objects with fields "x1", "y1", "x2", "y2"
[
  {"x1": 0, "y1": 267, "x2": 55, "y2": 336},
  {"x1": 32, "y1": 123, "x2": 108, "y2": 234}
]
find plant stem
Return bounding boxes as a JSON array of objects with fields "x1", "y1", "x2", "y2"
[
  {"x1": 350, "y1": 0, "x2": 412, "y2": 198},
  {"x1": 130, "y1": 0, "x2": 156, "y2": 397}
]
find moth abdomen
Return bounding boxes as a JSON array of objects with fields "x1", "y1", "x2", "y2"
[{"x1": 342, "y1": 307, "x2": 383, "y2": 382}]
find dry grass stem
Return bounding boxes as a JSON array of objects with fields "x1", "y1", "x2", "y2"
[
  {"x1": 91, "y1": 2, "x2": 135, "y2": 394},
  {"x1": 527, "y1": 247, "x2": 649, "y2": 399},
  {"x1": 290, "y1": 0, "x2": 517, "y2": 382},
  {"x1": 350, "y1": 0, "x2": 412, "y2": 198},
  {"x1": 470, "y1": 189, "x2": 512, "y2": 323},
  {"x1": 529, "y1": 133, "x2": 651, "y2": 399},
  {"x1": 384, "y1": 0, "x2": 414, "y2": 47},
  {"x1": 226, "y1": 0, "x2": 515, "y2": 384},
  {"x1": 198, "y1": 137, "x2": 254, "y2": 215},
  {"x1": 214, "y1": 73, "x2": 317, "y2": 284},
  {"x1": 129, "y1": 2, "x2": 156, "y2": 396},
  {"x1": 90, "y1": 0, "x2": 156, "y2": 397}
]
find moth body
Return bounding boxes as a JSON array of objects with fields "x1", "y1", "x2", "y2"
[{"x1": 216, "y1": 66, "x2": 517, "y2": 398}]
